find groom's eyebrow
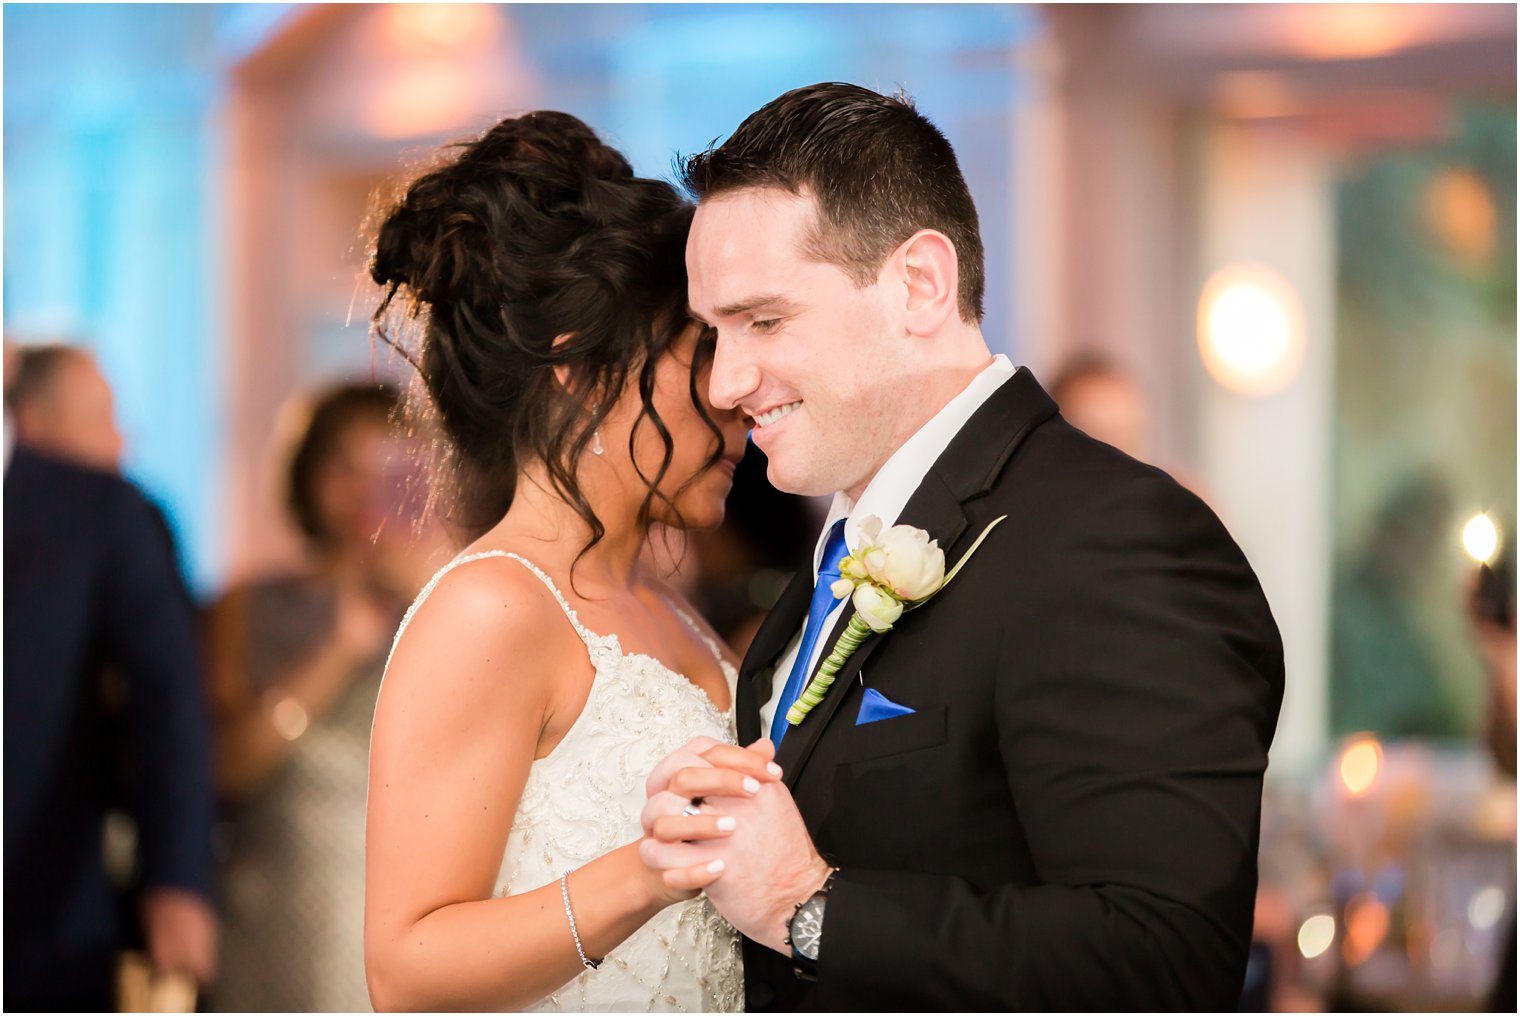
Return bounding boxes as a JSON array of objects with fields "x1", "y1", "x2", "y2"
[{"x1": 708, "y1": 295, "x2": 795, "y2": 320}]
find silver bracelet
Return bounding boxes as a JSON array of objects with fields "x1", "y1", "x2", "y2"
[{"x1": 559, "y1": 871, "x2": 602, "y2": 971}]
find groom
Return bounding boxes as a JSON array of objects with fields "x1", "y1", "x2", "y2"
[{"x1": 642, "y1": 82, "x2": 1284, "y2": 1010}]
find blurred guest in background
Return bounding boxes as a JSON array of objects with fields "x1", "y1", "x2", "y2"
[
  {"x1": 9, "y1": 342, "x2": 193, "y2": 596},
  {"x1": 206, "y1": 381, "x2": 442, "y2": 1012},
  {"x1": 4, "y1": 339, "x2": 218, "y2": 1009},
  {"x1": 8, "y1": 342, "x2": 126, "y2": 473},
  {"x1": 1048, "y1": 352, "x2": 1152, "y2": 462},
  {"x1": 1471, "y1": 536, "x2": 1516, "y2": 778},
  {"x1": 1469, "y1": 536, "x2": 1516, "y2": 1012},
  {"x1": 1331, "y1": 472, "x2": 1459, "y2": 738},
  {"x1": 1049, "y1": 351, "x2": 1207, "y2": 498}
]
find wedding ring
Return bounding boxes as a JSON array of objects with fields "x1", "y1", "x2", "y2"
[{"x1": 681, "y1": 799, "x2": 703, "y2": 817}]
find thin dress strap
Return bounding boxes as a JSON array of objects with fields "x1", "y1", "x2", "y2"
[
  {"x1": 665, "y1": 599, "x2": 729, "y2": 671},
  {"x1": 500, "y1": 553, "x2": 598, "y2": 646}
]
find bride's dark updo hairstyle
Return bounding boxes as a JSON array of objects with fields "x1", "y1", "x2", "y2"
[{"x1": 370, "y1": 111, "x2": 720, "y2": 562}]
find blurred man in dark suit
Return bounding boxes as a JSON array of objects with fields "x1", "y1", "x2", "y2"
[{"x1": 4, "y1": 340, "x2": 217, "y2": 1009}]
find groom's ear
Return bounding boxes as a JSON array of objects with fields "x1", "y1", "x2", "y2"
[{"x1": 896, "y1": 229, "x2": 959, "y2": 337}]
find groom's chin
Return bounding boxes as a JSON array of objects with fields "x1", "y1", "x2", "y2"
[{"x1": 763, "y1": 465, "x2": 833, "y2": 499}]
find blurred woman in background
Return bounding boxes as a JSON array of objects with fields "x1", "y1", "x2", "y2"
[{"x1": 206, "y1": 382, "x2": 446, "y2": 1012}]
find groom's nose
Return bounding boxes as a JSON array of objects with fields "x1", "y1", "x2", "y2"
[{"x1": 707, "y1": 332, "x2": 761, "y2": 413}]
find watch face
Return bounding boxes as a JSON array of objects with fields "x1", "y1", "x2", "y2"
[{"x1": 791, "y1": 897, "x2": 825, "y2": 960}]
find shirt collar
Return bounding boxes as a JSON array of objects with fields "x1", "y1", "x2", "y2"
[{"x1": 812, "y1": 354, "x2": 1018, "y2": 575}]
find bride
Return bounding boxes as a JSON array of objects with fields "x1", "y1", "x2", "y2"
[{"x1": 363, "y1": 111, "x2": 774, "y2": 1011}]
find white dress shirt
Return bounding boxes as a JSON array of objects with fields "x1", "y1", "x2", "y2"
[{"x1": 760, "y1": 354, "x2": 1020, "y2": 734}]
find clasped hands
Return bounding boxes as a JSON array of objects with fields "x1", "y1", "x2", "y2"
[{"x1": 639, "y1": 737, "x2": 831, "y2": 954}]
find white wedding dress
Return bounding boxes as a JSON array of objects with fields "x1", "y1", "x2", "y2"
[{"x1": 386, "y1": 551, "x2": 744, "y2": 1012}]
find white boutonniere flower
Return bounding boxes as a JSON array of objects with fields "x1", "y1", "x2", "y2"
[{"x1": 787, "y1": 513, "x2": 1007, "y2": 726}]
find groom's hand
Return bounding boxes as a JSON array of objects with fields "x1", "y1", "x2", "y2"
[{"x1": 643, "y1": 750, "x2": 830, "y2": 955}]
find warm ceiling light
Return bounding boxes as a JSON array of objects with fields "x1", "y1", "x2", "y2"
[
  {"x1": 1197, "y1": 264, "x2": 1306, "y2": 397},
  {"x1": 1463, "y1": 513, "x2": 1500, "y2": 565},
  {"x1": 1291, "y1": 4, "x2": 1415, "y2": 60},
  {"x1": 385, "y1": 3, "x2": 499, "y2": 54}
]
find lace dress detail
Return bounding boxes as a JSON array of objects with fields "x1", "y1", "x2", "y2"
[{"x1": 386, "y1": 551, "x2": 743, "y2": 1013}]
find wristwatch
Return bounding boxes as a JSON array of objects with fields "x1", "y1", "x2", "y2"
[{"x1": 785, "y1": 868, "x2": 837, "y2": 980}]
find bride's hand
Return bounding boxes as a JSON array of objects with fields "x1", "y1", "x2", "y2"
[{"x1": 639, "y1": 835, "x2": 728, "y2": 905}]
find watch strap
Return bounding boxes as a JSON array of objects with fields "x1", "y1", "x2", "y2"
[{"x1": 786, "y1": 868, "x2": 838, "y2": 980}]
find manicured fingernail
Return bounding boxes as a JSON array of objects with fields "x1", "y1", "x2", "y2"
[
  {"x1": 717, "y1": 816, "x2": 737, "y2": 831},
  {"x1": 766, "y1": 763, "x2": 782, "y2": 778},
  {"x1": 707, "y1": 859, "x2": 726, "y2": 874},
  {"x1": 742, "y1": 776, "x2": 760, "y2": 794}
]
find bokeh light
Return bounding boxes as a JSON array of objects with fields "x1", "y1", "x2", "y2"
[
  {"x1": 1340, "y1": 736, "x2": 1383, "y2": 797},
  {"x1": 1468, "y1": 885, "x2": 1506, "y2": 931},
  {"x1": 1425, "y1": 166, "x2": 1498, "y2": 268},
  {"x1": 1197, "y1": 264, "x2": 1306, "y2": 397},
  {"x1": 270, "y1": 697, "x2": 310, "y2": 742},
  {"x1": 1298, "y1": 913, "x2": 1337, "y2": 959},
  {"x1": 1462, "y1": 512, "x2": 1499, "y2": 564},
  {"x1": 1343, "y1": 892, "x2": 1391, "y2": 966}
]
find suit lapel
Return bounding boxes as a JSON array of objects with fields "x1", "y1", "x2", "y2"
[
  {"x1": 775, "y1": 367, "x2": 1059, "y2": 788},
  {"x1": 735, "y1": 565, "x2": 814, "y2": 745}
]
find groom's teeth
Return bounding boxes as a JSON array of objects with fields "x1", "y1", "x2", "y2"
[{"x1": 756, "y1": 402, "x2": 801, "y2": 427}]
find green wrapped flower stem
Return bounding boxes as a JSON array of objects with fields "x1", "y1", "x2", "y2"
[{"x1": 786, "y1": 614, "x2": 874, "y2": 725}]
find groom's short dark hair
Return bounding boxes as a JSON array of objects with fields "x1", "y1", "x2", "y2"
[{"x1": 681, "y1": 82, "x2": 985, "y2": 323}]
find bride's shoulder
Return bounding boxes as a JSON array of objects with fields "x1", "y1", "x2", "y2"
[{"x1": 383, "y1": 554, "x2": 578, "y2": 698}]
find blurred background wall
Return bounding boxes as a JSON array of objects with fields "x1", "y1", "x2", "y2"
[{"x1": 5, "y1": 5, "x2": 1516, "y2": 1010}]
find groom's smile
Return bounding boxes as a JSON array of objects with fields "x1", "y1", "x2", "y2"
[{"x1": 751, "y1": 401, "x2": 801, "y2": 428}]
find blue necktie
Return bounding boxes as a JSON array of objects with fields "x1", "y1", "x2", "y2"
[{"x1": 771, "y1": 520, "x2": 850, "y2": 745}]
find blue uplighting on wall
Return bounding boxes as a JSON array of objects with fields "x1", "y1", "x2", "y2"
[{"x1": 5, "y1": 4, "x2": 237, "y2": 594}]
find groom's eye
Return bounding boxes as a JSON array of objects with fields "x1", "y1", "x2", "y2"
[{"x1": 750, "y1": 318, "x2": 781, "y2": 334}]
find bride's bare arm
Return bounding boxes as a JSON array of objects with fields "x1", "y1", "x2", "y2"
[{"x1": 364, "y1": 564, "x2": 722, "y2": 1011}]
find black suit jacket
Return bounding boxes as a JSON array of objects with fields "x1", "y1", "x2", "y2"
[
  {"x1": 738, "y1": 369, "x2": 1284, "y2": 1011},
  {"x1": 3, "y1": 446, "x2": 215, "y2": 1007}
]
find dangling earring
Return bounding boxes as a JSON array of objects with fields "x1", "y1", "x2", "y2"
[{"x1": 590, "y1": 404, "x2": 604, "y2": 456}]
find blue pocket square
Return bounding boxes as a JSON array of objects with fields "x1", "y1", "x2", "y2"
[{"x1": 856, "y1": 687, "x2": 917, "y2": 725}]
